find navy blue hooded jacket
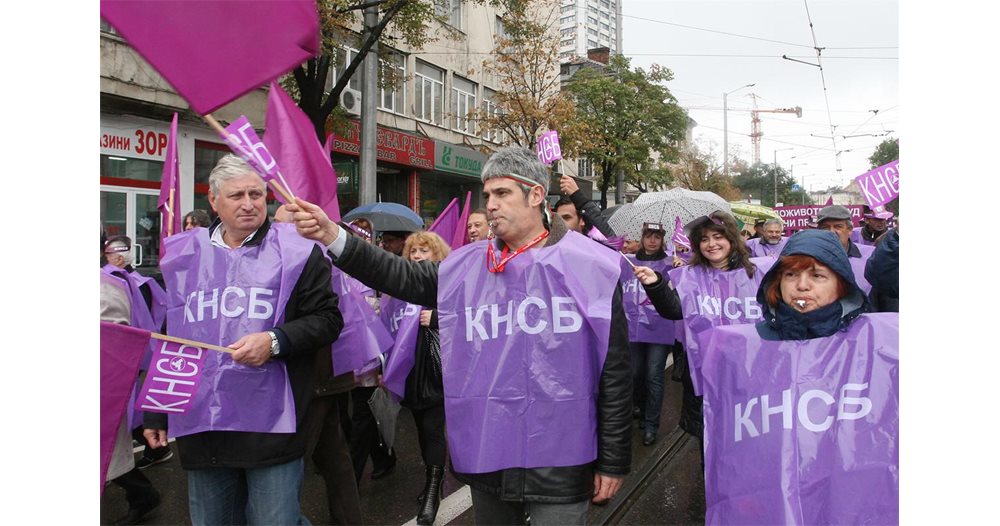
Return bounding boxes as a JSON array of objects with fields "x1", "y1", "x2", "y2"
[{"x1": 756, "y1": 229, "x2": 871, "y2": 341}]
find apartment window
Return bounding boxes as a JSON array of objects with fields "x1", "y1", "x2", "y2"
[
  {"x1": 601, "y1": 0, "x2": 610, "y2": 7},
  {"x1": 561, "y1": 28, "x2": 574, "y2": 37},
  {"x1": 561, "y1": 38, "x2": 574, "y2": 47},
  {"x1": 588, "y1": 39, "x2": 599, "y2": 48},
  {"x1": 330, "y1": 46, "x2": 361, "y2": 92},
  {"x1": 482, "y1": 88, "x2": 502, "y2": 143},
  {"x1": 560, "y1": 15, "x2": 575, "y2": 25},
  {"x1": 561, "y1": 5, "x2": 574, "y2": 13},
  {"x1": 451, "y1": 75, "x2": 477, "y2": 135},
  {"x1": 379, "y1": 53, "x2": 406, "y2": 115},
  {"x1": 435, "y1": 0, "x2": 463, "y2": 30},
  {"x1": 588, "y1": 16, "x2": 598, "y2": 26},
  {"x1": 414, "y1": 61, "x2": 445, "y2": 125},
  {"x1": 588, "y1": 28, "x2": 598, "y2": 37}
]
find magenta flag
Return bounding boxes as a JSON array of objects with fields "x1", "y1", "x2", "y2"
[
  {"x1": 157, "y1": 113, "x2": 181, "y2": 253},
  {"x1": 134, "y1": 338, "x2": 210, "y2": 415},
  {"x1": 536, "y1": 130, "x2": 563, "y2": 164},
  {"x1": 100, "y1": 321, "x2": 150, "y2": 494},
  {"x1": 854, "y1": 160, "x2": 899, "y2": 209},
  {"x1": 429, "y1": 198, "x2": 460, "y2": 248},
  {"x1": 452, "y1": 191, "x2": 472, "y2": 249},
  {"x1": 100, "y1": 0, "x2": 320, "y2": 115},
  {"x1": 671, "y1": 216, "x2": 691, "y2": 250},
  {"x1": 263, "y1": 82, "x2": 341, "y2": 221}
]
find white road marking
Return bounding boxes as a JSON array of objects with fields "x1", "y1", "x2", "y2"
[{"x1": 401, "y1": 484, "x2": 472, "y2": 526}]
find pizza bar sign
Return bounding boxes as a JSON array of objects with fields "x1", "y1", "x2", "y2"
[{"x1": 101, "y1": 124, "x2": 170, "y2": 161}]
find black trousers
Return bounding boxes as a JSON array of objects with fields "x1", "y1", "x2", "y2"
[
  {"x1": 411, "y1": 404, "x2": 447, "y2": 467},
  {"x1": 350, "y1": 386, "x2": 396, "y2": 483},
  {"x1": 303, "y1": 392, "x2": 363, "y2": 525}
]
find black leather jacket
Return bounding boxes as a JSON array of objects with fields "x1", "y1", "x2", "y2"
[{"x1": 330, "y1": 217, "x2": 632, "y2": 503}]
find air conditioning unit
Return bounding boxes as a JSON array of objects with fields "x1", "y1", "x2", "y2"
[{"x1": 340, "y1": 88, "x2": 362, "y2": 116}]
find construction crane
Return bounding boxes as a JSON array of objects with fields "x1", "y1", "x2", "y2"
[{"x1": 749, "y1": 93, "x2": 802, "y2": 164}]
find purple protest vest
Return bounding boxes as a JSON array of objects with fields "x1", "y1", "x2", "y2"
[
  {"x1": 330, "y1": 266, "x2": 393, "y2": 375},
  {"x1": 159, "y1": 225, "x2": 315, "y2": 436},
  {"x1": 620, "y1": 255, "x2": 675, "y2": 344},
  {"x1": 380, "y1": 301, "x2": 423, "y2": 400},
  {"x1": 101, "y1": 265, "x2": 162, "y2": 336},
  {"x1": 437, "y1": 233, "x2": 621, "y2": 473},
  {"x1": 700, "y1": 314, "x2": 899, "y2": 525},
  {"x1": 850, "y1": 226, "x2": 877, "y2": 247},
  {"x1": 746, "y1": 237, "x2": 787, "y2": 258},
  {"x1": 667, "y1": 257, "x2": 774, "y2": 396}
]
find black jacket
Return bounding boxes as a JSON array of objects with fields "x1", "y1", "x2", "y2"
[
  {"x1": 569, "y1": 188, "x2": 617, "y2": 238},
  {"x1": 865, "y1": 230, "x2": 899, "y2": 313},
  {"x1": 147, "y1": 219, "x2": 343, "y2": 469},
  {"x1": 330, "y1": 216, "x2": 632, "y2": 503}
]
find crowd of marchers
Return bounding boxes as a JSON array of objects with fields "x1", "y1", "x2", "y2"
[{"x1": 101, "y1": 146, "x2": 898, "y2": 526}]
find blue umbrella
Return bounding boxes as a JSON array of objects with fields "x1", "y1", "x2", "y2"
[{"x1": 342, "y1": 202, "x2": 424, "y2": 233}]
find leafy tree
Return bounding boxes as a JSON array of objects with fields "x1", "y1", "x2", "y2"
[
  {"x1": 478, "y1": 0, "x2": 585, "y2": 153},
  {"x1": 669, "y1": 146, "x2": 741, "y2": 201},
  {"x1": 730, "y1": 162, "x2": 802, "y2": 207},
  {"x1": 289, "y1": 0, "x2": 498, "y2": 141},
  {"x1": 564, "y1": 55, "x2": 689, "y2": 208},
  {"x1": 868, "y1": 137, "x2": 899, "y2": 168}
]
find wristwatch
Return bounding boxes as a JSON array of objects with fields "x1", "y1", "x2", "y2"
[{"x1": 267, "y1": 330, "x2": 280, "y2": 358}]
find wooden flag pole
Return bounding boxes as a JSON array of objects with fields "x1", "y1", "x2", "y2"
[
  {"x1": 150, "y1": 332, "x2": 233, "y2": 354},
  {"x1": 167, "y1": 188, "x2": 175, "y2": 237},
  {"x1": 620, "y1": 252, "x2": 637, "y2": 269},
  {"x1": 202, "y1": 114, "x2": 295, "y2": 203}
]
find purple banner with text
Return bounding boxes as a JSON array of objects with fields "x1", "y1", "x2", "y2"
[
  {"x1": 854, "y1": 160, "x2": 899, "y2": 209},
  {"x1": 134, "y1": 339, "x2": 209, "y2": 415},
  {"x1": 536, "y1": 130, "x2": 563, "y2": 164},
  {"x1": 773, "y1": 204, "x2": 865, "y2": 234}
]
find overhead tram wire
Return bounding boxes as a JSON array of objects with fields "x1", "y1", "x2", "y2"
[{"x1": 801, "y1": 0, "x2": 841, "y2": 173}]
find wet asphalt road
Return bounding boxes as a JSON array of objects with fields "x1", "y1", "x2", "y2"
[{"x1": 101, "y1": 364, "x2": 706, "y2": 525}]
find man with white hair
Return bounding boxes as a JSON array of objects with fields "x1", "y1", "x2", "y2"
[
  {"x1": 143, "y1": 154, "x2": 343, "y2": 525},
  {"x1": 288, "y1": 146, "x2": 632, "y2": 525},
  {"x1": 745, "y1": 218, "x2": 787, "y2": 257}
]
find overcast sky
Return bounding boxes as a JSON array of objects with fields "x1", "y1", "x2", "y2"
[{"x1": 621, "y1": 0, "x2": 898, "y2": 193}]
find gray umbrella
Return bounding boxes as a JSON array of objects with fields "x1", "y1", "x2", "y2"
[{"x1": 608, "y1": 188, "x2": 732, "y2": 240}]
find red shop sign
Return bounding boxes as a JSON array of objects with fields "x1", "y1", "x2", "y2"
[{"x1": 331, "y1": 120, "x2": 434, "y2": 170}]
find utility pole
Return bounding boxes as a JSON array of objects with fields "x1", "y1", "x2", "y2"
[
  {"x1": 773, "y1": 147, "x2": 793, "y2": 205},
  {"x1": 359, "y1": 5, "x2": 379, "y2": 205}
]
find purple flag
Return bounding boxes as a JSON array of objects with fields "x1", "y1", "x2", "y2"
[
  {"x1": 157, "y1": 113, "x2": 181, "y2": 252},
  {"x1": 222, "y1": 116, "x2": 287, "y2": 189},
  {"x1": 100, "y1": 0, "x2": 320, "y2": 115},
  {"x1": 700, "y1": 314, "x2": 899, "y2": 525},
  {"x1": 428, "y1": 198, "x2": 460, "y2": 246},
  {"x1": 854, "y1": 160, "x2": 899, "y2": 209},
  {"x1": 134, "y1": 338, "x2": 209, "y2": 415},
  {"x1": 671, "y1": 216, "x2": 690, "y2": 250},
  {"x1": 263, "y1": 82, "x2": 341, "y2": 221},
  {"x1": 380, "y1": 302, "x2": 423, "y2": 401},
  {"x1": 100, "y1": 321, "x2": 150, "y2": 493},
  {"x1": 587, "y1": 226, "x2": 626, "y2": 251},
  {"x1": 536, "y1": 130, "x2": 563, "y2": 164},
  {"x1": 437, "y1": 232, "x2": 622, "y2": 473},
  {"x1": 452, "y1": 191, "x2": 473, "y2": 249},
  {"x1": 330, "y1": 267, "x2": 393, "y2": 375}
]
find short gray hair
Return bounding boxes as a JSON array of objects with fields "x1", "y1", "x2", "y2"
[
  {"x1": 106, "y1": 239, "x2": 133, "y2": 266},
  {"x1": 208, "y1": 154, "x2": 263, "y2": 195},
  {"x1": 480, "y1": 146, "x2": 550, "y2": 195},
  {"x1": 763, "y1": 218, "x2": 783, "y2": 229}
]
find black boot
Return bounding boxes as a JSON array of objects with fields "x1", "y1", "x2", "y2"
[{"x1": 416, "y1": 465, "x2": 444, "y2": 525}]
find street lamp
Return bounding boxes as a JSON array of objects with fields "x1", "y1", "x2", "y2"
[
  {"x1": 790, "y1": 163, "x2": 808, "y2": 204},
  {"x1": 723, "y1": 83, "x2": 755, "y2": 178},
  {"x1": 773, "y1": 147, "x2": 793, "y2": 204}
]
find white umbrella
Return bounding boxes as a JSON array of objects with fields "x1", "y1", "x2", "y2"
[{"x1": 608, "y1": 188, "x2": 732, "y2": 240}]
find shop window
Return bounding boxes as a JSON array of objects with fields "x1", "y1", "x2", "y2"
[{"x1": 415, "y1": 61, "x2": 445, "y2": 126}]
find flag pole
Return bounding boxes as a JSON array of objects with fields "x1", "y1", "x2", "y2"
[
  {"x1": 167, "y1": 188, "x2": 175, "y2": 237},
  {"x1": 150, "y1": 332, "x2": 233, "y2": 354},
  {"x1": 202, "y1": 114, "x2": 295, "y2": 203}
]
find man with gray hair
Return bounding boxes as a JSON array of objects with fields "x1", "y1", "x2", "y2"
[
  {"x1": 288, "y1": 146, "x2": 632, "y2": 525},
  {"x1": 745, "y1": 218, "x2": 787, "y2": 257},
  {"x1": 143, "y1": 154, "x2": 343, "y2": 525}
]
